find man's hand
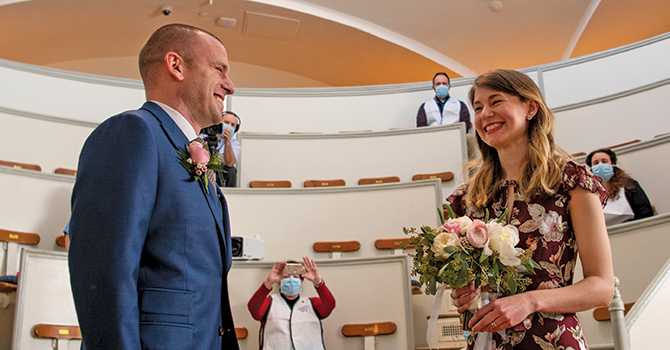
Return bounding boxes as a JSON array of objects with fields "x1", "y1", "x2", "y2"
[{"x1": 221, "y1": 126, "x2": 232, "y2": 143}]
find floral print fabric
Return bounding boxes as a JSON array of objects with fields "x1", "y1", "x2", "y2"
[{"x1": 447, "y1": 161, "x2": 607, "y2": 350}]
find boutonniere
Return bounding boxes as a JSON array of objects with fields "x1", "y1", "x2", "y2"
[{"x1": 177, "y1": 140, "x2": 225, "y2": 194}]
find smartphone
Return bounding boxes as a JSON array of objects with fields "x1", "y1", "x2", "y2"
[{"x1": 283, "y1": 263, "x2": 305, "y2": 276}]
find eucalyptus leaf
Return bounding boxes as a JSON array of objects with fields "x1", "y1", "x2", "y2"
[
  {"x1": 444, "y1": 246, "x2": 456, "y2": 254},
  {"x1": 508, "y1": 274, "x2": 518, "y2": 295}
]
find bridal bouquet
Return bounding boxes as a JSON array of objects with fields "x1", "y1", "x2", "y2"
[{"x1": 405, "y1": 205, "x2": 539, "y2": 331}]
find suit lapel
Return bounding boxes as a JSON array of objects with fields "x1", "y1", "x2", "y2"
[{"x1": 140, "y1": 102, "x2": 226, "y2": 239}]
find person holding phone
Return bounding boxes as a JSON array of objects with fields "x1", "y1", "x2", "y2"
[{"x1": 247, "y1": 257, "x2": 336, "y2": 350}]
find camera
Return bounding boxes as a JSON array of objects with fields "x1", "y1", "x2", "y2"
[
  {"x1": 201, "y1": 123, "x2": 223, "y2": 136},
  {"x1": 161, "y1": 5, "x2": 172, "y2": 16}
]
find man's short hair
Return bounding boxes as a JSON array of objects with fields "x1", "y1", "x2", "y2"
[
  {"x1": 432, "y1": 72, "x2": 450, "y2": 85},
  {"x1": 138, "y1": 23, "x2": 222, "y2": 88}
]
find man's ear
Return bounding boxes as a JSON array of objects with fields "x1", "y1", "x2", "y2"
[{"x1": 164, "y1": 52, "x2": 186, "y2": 82}]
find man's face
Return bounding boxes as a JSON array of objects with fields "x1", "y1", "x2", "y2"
[
  {"x1": 432, "y1": 74, "x2": 451, "y2": 91},
  {"x1": 181, "y1": 33, "x2": 235, "y2": 131},
  {"x1": 222, "y1": 113, "x2": 238, "y2": 131}
]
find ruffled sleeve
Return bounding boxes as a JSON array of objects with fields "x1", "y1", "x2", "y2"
[
  {"x1": 562, "y1": 161, "x2": 608, "y2": 205},
  {"x1": 446, "y1": 183, "x2": 469, "y2": 216}
]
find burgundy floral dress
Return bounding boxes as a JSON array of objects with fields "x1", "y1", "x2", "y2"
[{"x1": 447, "y1": 161, "x2": 607, "y2": 350}]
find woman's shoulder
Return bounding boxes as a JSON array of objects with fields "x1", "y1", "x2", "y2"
[{"x1": 561, "y1": 161, "x2": 608, "y2": 204}]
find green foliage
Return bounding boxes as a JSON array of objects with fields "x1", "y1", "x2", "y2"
[{"x1": 404, "y1": 224, "x2": 538, "y2": 297}]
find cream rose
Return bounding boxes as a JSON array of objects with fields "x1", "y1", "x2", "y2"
[
  {"x1": 485, "y1": 224, "x2": 523, "y2": 266},
  {"x1": 431, "y1": 232, "x2": 459, "y2": 258}
]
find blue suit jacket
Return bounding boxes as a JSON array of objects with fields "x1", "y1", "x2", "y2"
[{"x1": 69, "y1": 102, "x2": 238, "y2": 350}]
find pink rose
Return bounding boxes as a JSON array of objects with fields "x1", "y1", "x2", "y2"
[
  {"x1": 466, "y1": 220, "x2": 489, "y2": 248},
  {"x1": 188, "y1": 142, "x2": 210, "y2": 165}
]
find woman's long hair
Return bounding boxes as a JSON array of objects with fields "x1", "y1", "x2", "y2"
[
  {"x1": 466, "y1": 69, "x2": 571, "y2": 208},
  {"x1": 586, "y1": 148, "x2": 634, "y2": 199}
]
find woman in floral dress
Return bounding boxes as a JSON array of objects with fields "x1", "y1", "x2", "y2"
[{"x1": 448, "y1": 69, "x2": 614, "y2": 349}]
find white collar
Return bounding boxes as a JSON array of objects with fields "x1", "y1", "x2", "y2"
[{"x1": 150, "y1": 101, "x2": 198, "y2": 141}]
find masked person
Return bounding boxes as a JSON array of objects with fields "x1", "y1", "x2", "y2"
[
  {"x1": 416, "y1": 72, "x2": 471, "y2": 131},
  {"x1": 248, "y1": 257, "x2": 335, "y2": 350},
  {"x1": 200, "y1": 111, "x2": 241, "y2": 187},
  {"x1": 586, "y1": 148, "x2": 653, "y2": 225}
]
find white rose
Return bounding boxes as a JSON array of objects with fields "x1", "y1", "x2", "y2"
[
  {"x1": 453, "y1": 216, "x2": 473, "y2": 236},
  {"x1": 431, "y1": 232, "x2": 459, "y2": 258},
  {"x1": 485, "y1": 224, "x2": 523, "y2": 266}
]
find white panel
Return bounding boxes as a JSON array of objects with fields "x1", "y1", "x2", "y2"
[
  {"x1": 229, "y1": 256, "x2": 414, "y2": 350},
  {"x1": 231, "y1": 89, "x2": 430, "y2": 133},
  {"x1": 11, "y1": 249, "x2": 80, "y2": 350},
  {"x1": 0, "y1": 64, "x2": 145, "y2": 124},
  {"x1": 0, "y1": 111, "x2": 94, "y2": 172},
  {"x1": 223, "y1": 180, "x2": 442, "y2": 262},
  {"x1": 629, "y1": 258, "x2": 670, "y2": 349},
  {"x1": 237, "y1": 124, "x2": 466, "y2": 189},
  {"x1": 0, "y1": 168, "x2": 73, "y2": 252},
  {"x1": 554, "y1": 83, "x2": 670, "y2": 154},
  {"x1": 543, "y1": 37, "x2": 670, "y2": 108}
]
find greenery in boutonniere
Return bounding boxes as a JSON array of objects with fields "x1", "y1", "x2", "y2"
[{"x1": 177, "y1": 141, "x2": 225, "y2": 194}]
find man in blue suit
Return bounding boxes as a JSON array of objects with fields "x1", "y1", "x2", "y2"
[{"x1": 69, "y1": 23, "x2": 238, "y2": 349}]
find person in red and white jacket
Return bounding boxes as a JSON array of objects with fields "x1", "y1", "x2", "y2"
[{"x1": 248, "y1": 257, "x2": 336, "y2": 350}]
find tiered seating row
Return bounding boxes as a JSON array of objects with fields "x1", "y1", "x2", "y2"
[{"x1": 237, "y1": 123, "x2": 466, "y2": 199}]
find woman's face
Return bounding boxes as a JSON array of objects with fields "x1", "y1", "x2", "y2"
[
  {"x1": 590, "y1": 152, "x2": 612, "y2": 167},
  {"x1": 473, "y1": 87, "x2": 535, "y2": 152}
]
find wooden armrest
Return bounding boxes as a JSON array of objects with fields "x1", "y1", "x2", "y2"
[
  {"x1": 605, "y1": 140, "x2": 641, "y2": 150},
  {"x1": 593, "y1": 302, "x2": 634, "y2": 321},
  {"x1": 338, "y1": 130, "x2": 372, "y2": 133},
  {"x1": 655, "y1": 132, "x2": 670, "y2": 138},
  {"x1": 374, "y1": 238, "x2": 413, "y2": 250},
  {"x1": 56, "y1": 235, "x2": 67, "y2": 247},
  {"x1": 358, "y1": 176, "x2": 400, "y2": 185},
  {"x1": 411, "y1": 285, "x2": 422, "y2": 295},
  {"x1": 0, "y1": 228, "x2": 41, "y2": 245},
  {"x1": 0, "y1": 282, "x2": 17, "y2": 293},
  {"x1": 412, "y1": 171, "x2": 454, "y2": 182},
  {"x1": 289, "y1": 131, "x2": 323, "y2": 135},
  {"x1": 571, "y1": 152, "x2": 586, "y2": 157},
  {"x1": 313, "y1": 241, "x2": 360, "y2": 253},
  {"x1": 0, "y1": 160, "x2": 41, "y2": 172},
  {"x1": 54, "y1": 168, "x2": 77, "y2": 176},
  {"x1": 304, "y1": 179, "x2": 346, "y2": 188},
  {"x1": 249, "y1": 180, "x2": 292, "y2": 188},
  {"x1": 235, "y1": 327, "x2": 248, "y2": 339},
  {"x1": 651, "y1": 203, "x2": 656, "y2": 214},
  {"x1": 342, "y1": 322, "x2": 397, "y2": 337},
  {"x1": 34, "y1": 324, "x2": 82, "y2": 340}
]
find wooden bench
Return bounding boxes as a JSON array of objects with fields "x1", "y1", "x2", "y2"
[
  {"x1": 1, "y1": 228, "x2": 41, "y2": 277},
  {"x1": 358, "y1": 176, "x2": 400, "y2": 186},
  {"x1": 235, "y1": 326, "x2": 248, "y2": 340},
  {"x1": 374, "y1": 238, "x2": 413, "y2": 255},
  {"x1": 304, "y1": 179, "x2": 346, "y2": 188},
  {"x1": 313, "y1": 240, "x2": 360, "y2": 259},
  {"x1": 605, "y1": 139, "x2": 641, "y2": 150},
  {"x1": 342, "y1": 322, "x2": 396, "y2": 350},
  {"x1": 0, "y1": 160, "x2": 41, "y2": 172},
  {"x1": 412, "y1": 171, "x2": 454, "y2": 182},
  {"x1": 249, "y1": 180, "x2": 292, "y2": 188},
  {"x1": 54, "y1": 168, "x2": 77, "y2": 176}
]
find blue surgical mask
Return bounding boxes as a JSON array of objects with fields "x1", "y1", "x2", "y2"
[
  {"x1": 222, "y1": 123, "x2": 235, "y2": 138},
  {"x1": 592, "y1": 163, "x2": 614, "y2": 182},
  {"x1": 281, "y1": 277, "x2": 301, "y2": 296},
  {"x1": 435, "y1": 85, "x2": 450, "y2": 99}
]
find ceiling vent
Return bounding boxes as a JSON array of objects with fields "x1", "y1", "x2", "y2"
[{"x1": 242, "y1": 11, "x2": 300, "y2": 42}]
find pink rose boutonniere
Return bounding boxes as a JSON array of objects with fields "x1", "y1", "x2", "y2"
[{"x1": 177, "y1": 141, "x2": 225, "y2": 194}]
